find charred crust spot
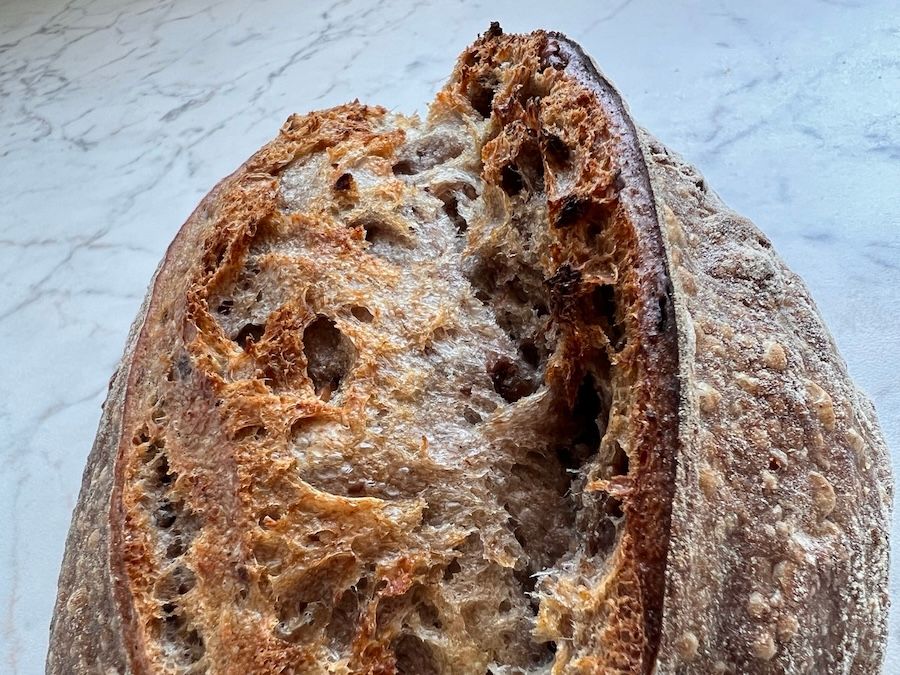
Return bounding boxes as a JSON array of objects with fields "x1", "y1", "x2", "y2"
[{"x1": 486, "y1": 21, "x2": 503, "y2": 39}]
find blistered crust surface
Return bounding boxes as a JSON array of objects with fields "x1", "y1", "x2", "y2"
[{"x1": 641, "y1": 131, "x2": 892, "y2": 674}]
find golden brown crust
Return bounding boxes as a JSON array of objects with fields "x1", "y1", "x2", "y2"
[{"x1": 48, "y1": 26, "x2": 891, "y2": 675}]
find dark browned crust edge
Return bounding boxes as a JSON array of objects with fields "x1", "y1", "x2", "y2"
[{"x1": 551, "y1": 35, "x2": 681, "y2": 671}]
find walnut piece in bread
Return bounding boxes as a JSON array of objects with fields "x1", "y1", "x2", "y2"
[{"x1": 48, "y1": 26, "x2": 891, "y2": 675}]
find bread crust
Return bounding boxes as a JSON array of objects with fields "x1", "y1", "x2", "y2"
[
  {"x1": 46, "y1": 172, "x2": 244, "y2": 674},
  {"x1": 642, "y1": 131, "x2": 892, "y2": 673},
  {"x1": 48, "y1": 27, "x2": 891, "y2": 675}
]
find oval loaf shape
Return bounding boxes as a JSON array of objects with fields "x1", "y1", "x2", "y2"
[{"x1": 48, "y1": 26, "x2": 891, "y2": 675}]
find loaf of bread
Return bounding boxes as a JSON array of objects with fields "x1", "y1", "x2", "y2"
[{"x1": 48, "y1": 26, "x2": 891, "y2": 674}]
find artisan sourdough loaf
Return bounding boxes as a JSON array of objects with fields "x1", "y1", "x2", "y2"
[{"x1": 48, "y1": 26, "x2": 891, "y2": 674}]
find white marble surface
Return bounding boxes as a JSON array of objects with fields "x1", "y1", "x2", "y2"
[{"x1": 1, "y1": 0, "x2": 897, "y2": 672}]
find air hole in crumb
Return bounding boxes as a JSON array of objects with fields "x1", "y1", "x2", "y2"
[
  {"x1": 609, "y1": 441, "x2": 629, "y2": 476},
  {"x1": 511, "y1": 522, "x2": 528, "y2": 551},
  {"x1": 350, "y1": 305, "x2": 374, "y2": 323},
  {"x1": 393, "y1": 634, "x2": 439, "y2": 675},
  {"x1": 258, "y1": 506, "x2": 283, "y2": 527},
  {"x1": 334, "y1": 172, "x2": 354, "y2": 191},
  {"x1": 591, "y1": 285, "x2": 625, "y2": 351},
  {"x1": 392, "y1": 160, "x2": 415, "y2": 176},
  {"x1": 515, "y1": 140, "x2": 545, "y2": 192},
  {"x1": 557, "y1": 376, "x2": 603, "y2": 472},
  {"x1": 443, "y1": 559, "x2": 462, "y2": 580},
  {"x1": 439, "y1": 191, "x2": 467, "y2": 233},
  {"x1": 182, "y1": 629, "x2": 205, "y2": 662},
  {"x1": 154, "y1": 453, "x2": 175, "y2": 487},
  {"x1": 555, "y1": 195, "x2": 588, "y2": 228},
  {"x1": 606, "y1": 497, "x2": 624, "y2": 519},
  {"x1": 155, "y1": 500, "x2": 177, "y2": 529},
  {"x1": 498, "y1": 599, "x2": 512, "y2": 613},
  {"x1": 289, "y1": 417, "x2": 314, "y2": 437},
  {"x1": 657, "y1": 294, "x2": 669, "y2": 333},
  {"x1": 463, "y1": 406, "x2": 482, "y2": 425},
  {"x1": 487, "y1": 354, "x2": 537, "y2": 403},
  {"x1": 275, "y1": 601, "x2": 325, "y2": 643},
  {"x1": 155, "y1": 565, "x2": 197, "y2": 599},
  {"x1": 156, "y1": 610, "x2": 205, "y2": 666},
  {"x1": 303, "y1": 316, "x2": 356, "y2": 401},
  {"x1": 500, "y1": 165, "x2": 523, "y2": 196},
  {"x1": 418, "y1": 600, "x2": 443, "y2": 629},
  {"x1": 234, "y1": 425, "x2": 267, "y2": 442},
  {"x1": 519, "y1": 340, "x2": 540, "y2": 368},
  {"x1": 586, "y1": 221, "x2": 604, "y2": 239},
  {"x1": 544, "y1": 133, "x2": 570, "y2": 168},
  {"x1": 235, "y1": 322, "x2": 265, "y2": 349},
  {"x1": 173, "y1": 353, "x2": 191, "y2": 380},
  {"x1": 166, "y1": 538, "x2": 186, "y2": 559},
  {"x1": 468, "y1": 80, "x2": 495, "y2": 118},
  {"x1": 325, "y1": 585, "x2": 364, "y2": 652},
  {"x1": 433, "y1": 183, "x2": 476, "y2": 234},
  {"x1": 216, "y1": 299, "x2": 234, "y2": 316},
  {"x1": 394, "y1": 132, "x2": 467, "y2": 175},
  {"x1": 346, "y1": 481, "x2": 368, "y2": 497},
  {"x1": 358, "y1": 218, "x2": 408, "y2": 248}
]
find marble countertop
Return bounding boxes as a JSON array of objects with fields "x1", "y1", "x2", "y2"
[{"x1": 2, "y1": 0, "x2": 897, "y2": 672}]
